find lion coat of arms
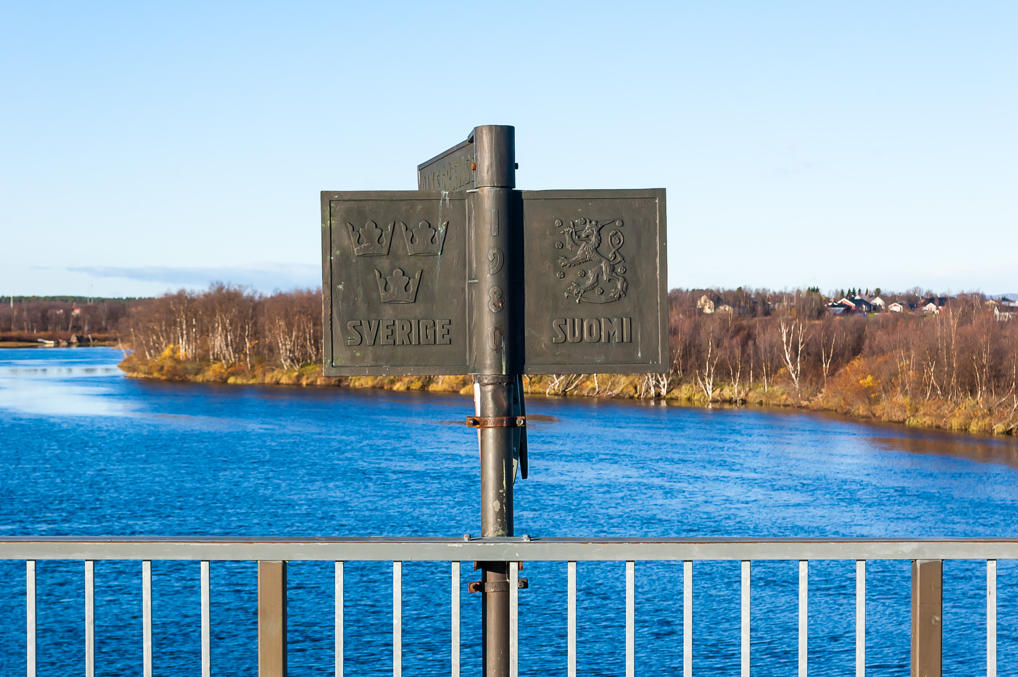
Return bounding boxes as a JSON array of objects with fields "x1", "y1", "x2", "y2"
[{"x1": 554, "y1": 217, "x2": 628, "y2": 304}]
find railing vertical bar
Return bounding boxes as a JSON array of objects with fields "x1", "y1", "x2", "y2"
[
  {"x1": 856, "y1": 560, "x2": 865, "y2": 677},
  {"x1": 798, "y1": 560, "x2": 807, "y2": 677},
  {"x1": 26, "y1": 560, "x2": 36, "y2": 677},
  {"x1": 741, "y1": 560, "x2": 749, "y2": 677},
  {"x1": 335, "y1": 561, "x2": 344, "y2": 677},
  {"x1": 201, "y1": 560, "x2": 210, "y2": 677},
  {"x1": 451, "y1": 561, "x2": 460, "y2": 677},
  {"x1": 987, "y1": 559, "x2": 996, "y2": 677},
  {"x1": 85, "y1": 560, "x2": 94, "y2": 677},
  {"x1": 625, "y1": 561, "x2": 635, "y2": 677},
  {"x1": 683, "y1": 560, "x2": 692, "y2": 677},
  {"x1": 568, "y1": 561, "x2": 576, "y2": 677},
  {"x1": 393, "y1": 561, "x2": 402, "y2": 677},
  {"x1": 509, "y1": 561, "x2": 519, "y2": 677},
  {"x1": 142, "y1": 560, "x2": 152, "y2": 677}
]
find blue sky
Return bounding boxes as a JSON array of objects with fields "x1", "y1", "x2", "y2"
[{"x1": 1, "y1": 1, "x2": 1015, "y2": 297}]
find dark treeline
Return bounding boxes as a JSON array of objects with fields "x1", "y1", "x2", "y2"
[
  {"x1": 118, "y1": 285, "x2": 1018, "y2": 435},
  {"x1": 0, "y1": 296, "x2": 133, "y2": 343}
]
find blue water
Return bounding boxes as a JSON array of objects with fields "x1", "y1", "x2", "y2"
[{"x1": 2, "y1": 348, "x2": 1018, "y2": 675}]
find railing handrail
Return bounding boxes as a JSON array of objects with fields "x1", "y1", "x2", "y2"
[{"x1": 2, "y1": 536, "x2": 1018, "y2": 561}]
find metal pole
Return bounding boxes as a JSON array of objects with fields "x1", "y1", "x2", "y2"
[
  {"x1": 258, "y1": 560, "x2": 287, "y2": 677},
  {"x1": 470, "y1": 124, "x2": 517, "y2": 677}
]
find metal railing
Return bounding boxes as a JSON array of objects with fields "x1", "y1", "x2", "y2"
[{"x1": 3, "y1": 537, "x2": 1016, "y2": 676}]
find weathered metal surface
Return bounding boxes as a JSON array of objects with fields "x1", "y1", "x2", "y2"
[
  {"x1": 321, "y1": 191, "x2": 469, "y2": 375},
  {"x1": 520, "y1": 189, "x2": 668, "y2": 373},
  {"x1": 418, "y1": 136, "x2": 475, "y2": 192},
  {"x1": 912, "y1": 559, "x2": 942, "y2": 677},
  {"x1": 258, "y1": 561, "x2": 287, "y2": 677},
  {"x1": 5, "y1": 537, "x2": 1018, "y2": 561}
]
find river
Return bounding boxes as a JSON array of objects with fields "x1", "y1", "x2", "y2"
[{"x1": 1, "y1": 348, "x2": 1017, "y2": 675}]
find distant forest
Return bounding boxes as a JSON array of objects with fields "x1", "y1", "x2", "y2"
[
  {"x1": 0, "y1": 296, "x2": 134, "y2": 344},
  {"x1": 109, "y1": 284, "x2": 1018, "y2": 437}
]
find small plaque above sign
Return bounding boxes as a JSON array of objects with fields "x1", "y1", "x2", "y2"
[
  {"x1": 417, "y1": 137, "x2": 475, "y2": 192},
  {"x1": 321, "y1": 191, "x2": 470, "y2": 376}
]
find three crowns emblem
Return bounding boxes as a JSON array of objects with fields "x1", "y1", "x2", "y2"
[{"x1": 347, "y1": 219, "x2": 448, "y2": 303}]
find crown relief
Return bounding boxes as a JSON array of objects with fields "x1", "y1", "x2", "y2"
[
  {"x1": 374, "y1": 267, "x2": 422, "y2": 304},
  {"x1": 401, "y1": 220, "x2": 447, "y2": 256},
  {"x1": 346, "y1": 220, "x2": 394, "y2": 257}
]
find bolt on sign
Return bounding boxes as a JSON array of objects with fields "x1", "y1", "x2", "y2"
[{"x1": 321, "y1": 129, "x2": 667, "y2": 376}]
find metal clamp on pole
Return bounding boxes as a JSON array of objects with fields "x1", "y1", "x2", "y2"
[
  {"x1": 468, "y1": 578, "x2": 529, "y2": 593},
  {"x1": 465, "y1": 416, "x2": 526, "y2": 429}
]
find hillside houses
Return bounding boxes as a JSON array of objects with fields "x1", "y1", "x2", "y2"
[
  {"x1": 827, "y1": 294, "x2": 944, "y2": 316},
  {"x1": 821, "y1": 293, "x2": 1017, "y2": 320},
  {"x1": 685, "y1": 288, "x2": 1016, "y2": 322}
]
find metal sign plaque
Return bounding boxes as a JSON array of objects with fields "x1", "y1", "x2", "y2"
[
  {"x1": 521, "y1": 189, "x2": 668, "y2": 373},
  {"x1": 321, "y1": 191, "x2": 470, "y2": 375},
  {"x1": 417, "y1": 137, "x2": 475, "y2": 192}
]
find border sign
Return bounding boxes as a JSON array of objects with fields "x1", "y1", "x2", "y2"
[
  {"x1": 520, "y1": 189, "x2": 667, "y2": 373},
  {"x1": 322, "y1": 129, "x2": 667, "y2": 377},
  {"x1": 321, "y1": 191, "x2": 470, "y2": 375}
]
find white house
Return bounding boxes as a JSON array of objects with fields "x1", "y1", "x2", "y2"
[
  {"x1": 697, "y1": 294, "x2": 715, "y2": 314},
  {"x1": 888, "y1": 302, "x2": 904, "y2": 313},
  {"x1": 870, "y1": 296, "x2": 886, "y2": 310}
]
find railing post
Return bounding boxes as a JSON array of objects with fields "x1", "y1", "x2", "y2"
[
  {"x1": 911, "y1": 559, "x2": 941, "y2": 677},
  {"x1": 258, "y1": 560, "x2": 287, "y2": 677}
]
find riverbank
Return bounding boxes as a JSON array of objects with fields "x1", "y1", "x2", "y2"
[
  {"x1": 0, "y1": 331, "x2": 117, "y2": 348},
  {"x1": 119, "y1": 348, "x2": 1018, "y2": 438}
]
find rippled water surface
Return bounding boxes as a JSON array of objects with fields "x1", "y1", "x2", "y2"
[{"x1": 2, "y1": 348, "x2": 1018, "y2": 675}]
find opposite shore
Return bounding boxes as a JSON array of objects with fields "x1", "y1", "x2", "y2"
[{"x1": 119, "y1": 348, "x2": 1018, "y2": 438}]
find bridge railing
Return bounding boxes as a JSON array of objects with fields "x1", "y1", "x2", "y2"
[{"x1": 3, "y1": 537, "x2": 1015, "y2": 677}]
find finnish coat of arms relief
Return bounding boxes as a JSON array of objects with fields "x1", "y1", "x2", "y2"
[{"x1": 554, "y1": 217, "x2": 628, "y2": 304}]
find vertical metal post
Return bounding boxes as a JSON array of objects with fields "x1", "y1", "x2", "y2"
[
  {"x1": 26, "y1": 560, "x2": 36, "y2": 677},
  {"x1": 625, "y1": 561, "x2": 635, "y2": 677},
  {"x1": 85, "y1": 560, "x2": 94, "y2": 677},
  {"x1": 470, "y1": 124, "x2": 517, "y2": 677},
  {"x1": 987, "y1": 559, "x2": 996, "y2": 677},
  {"x1": 856, "y1": 560, "x2": 866, "y2": 677},
  {"x1": 568, "y1": 561, "x2": 577, "y2": 677},
  {"x1": 682, "y1": 560, "x2": 692, "y2": 677},
  {"x1": 142, "y1": 560, "x2": 152, "y2": 677},
  {"x1": 451, "y1": 561, "x2": 460, "y2": 677},
  {"x1": 741, "y1": 560, "x2": 750, "y2": 677},
  {"x1": 911, "y1": 559, "x2": 942, "y2": 677},
  {"x1": 258, "y1": 561, "x2": 287, "y2": 677},
  {"x1": 201, "y1": 560, "x2": 210, "y2": 677},
  {"x1": 798, "y1": 560, "x2": 807, "y2": 677},
  {"x1": 393, "y1": 561, "x2": 402, "y2": 677}
]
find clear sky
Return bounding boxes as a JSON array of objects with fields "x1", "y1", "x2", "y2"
[{"x1": 1, "y1": 1, "x2": 1015, "y2": 298}]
